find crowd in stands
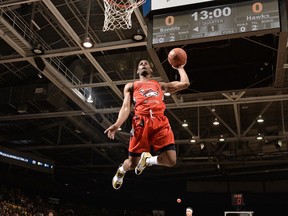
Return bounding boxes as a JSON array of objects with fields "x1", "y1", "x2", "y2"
[
  {"x1": 0, "y1": 185, "x2": 75, "y2": 216},
  {"x1": 0, "y1": 185, "x2": 151, "y2": 216}
]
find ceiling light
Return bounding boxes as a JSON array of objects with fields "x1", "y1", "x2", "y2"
[
  {"x1": 132, "y1": 29, "x2": 145, "y2": 41},
  {"x1": 118, "y1": 127, "x2": 122, "y2": 131},
  {"x1": 164, "y1": 92, "x2": 171, "y2": 96},
  {"x1": 86, "y1": 94, "x2": 93, "y2": 103},
  {"x1": 82, "y1": 37, "x2": 93, "y2": 48},
  {"x1": 82, "y1": 0, "x2": 93, "y2": 48},
  {"x1": 219, "y1": 135, "x2": 225, "y2": 142},
  {"x1": 256, "y1": 133, "x2": 264, "y2": 140},
  {"x1": 182, "y1": 120, "x2": 188, "y2": 127},
  {"x1": 74, "y1": 129, "x2": 81, "y2": 134},
  {"x1": 256, "y1": 115, "x2": 264, "y2": 123},
  {"x1": 200, "y1": 143, "x2": 205, "y2": 150},
  {"x1": 37, "y1": 72, "x2": 42, "y2": 79},
  {"x1": 32, "y1": 44, "x2": 44, "y2": 55},
  {"x1": 18, "y1": 104, "x2": 27, "y2": 114},
  {"x1": 276, "y1": 140, "x2": 282, "y2": 148},
  {"x1": 190, "y1": 136, "x2": 196, "y2": 143},
  {"x1": 213, "y1": 118, "x2": 219, "y2": 125}
]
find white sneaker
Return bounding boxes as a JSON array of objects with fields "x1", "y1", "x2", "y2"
[
  {"x1": 135, "y1": 152, "x2": 152, "y2": 175},
  {"x1": 112, "y1": 166, "x2": 125, "y2": 190}
]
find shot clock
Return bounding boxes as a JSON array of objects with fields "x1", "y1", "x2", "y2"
[
  {"x1": 231, "y1": 193, "x2": 244, "y2": 206},
  {"x1": 152, "y1": 0, "x2": 280, "y2": 46}
]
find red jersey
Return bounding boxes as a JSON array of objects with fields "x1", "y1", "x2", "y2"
[{"x1": 132, "y1": 80, "x2": 165, "y2": 115}]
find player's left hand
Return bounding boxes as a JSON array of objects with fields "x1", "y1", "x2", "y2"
[{"x1": 172, "y1": 62, "x2": 186, "y2": 70}]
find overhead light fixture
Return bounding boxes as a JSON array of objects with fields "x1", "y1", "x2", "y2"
[
  {"x1": 276, "y1": 140, "x2": 282, "y2": 148},
  {"x1": 164, "y1": 92, "x2": 171, "y2": 96},
  {"x1": 74, "y1": 128, "x2": 82, "y2": 134},
  {"x1": 32, "y1": 44, "x2": 44, "y2": 55},
  {"x1": 190, "y1": 136, "x2": 196, "y2": 143},
  {"x1": 82, "y1": 0, "x2": 93, "y2": 48},
  {"x1": 18, "y1": 104, "x2": 27, "y2": 114},
  {"x1": 213, "y1": 118, "x2": 219, "y2": 125},
  {"x1": 86, "y1": 73, "x2": 94, "y2": 103},
  {"x1": 256, "y1": 115, "x2": 264, "y2": 123},
  {"x1": 82, "y1": 37, "x2": 93, "y2": 48},
  {"x1": 37, "y1": 72, "x2": 42, "y2": 79},
  {"x1": 86, "y1": 94, "x2": 93, "y2": 103},
  {"x1": 219, "y1": 135, "x2": 225, "y2": 142},
  {"x1": 118, "y1": 127, "x2": 122, "y2": 131},
  {"x1": 200, "y1": 143, "x2": 205, "y2": 150},
  {"x1": 256, "y1": 133, "x2": 264, "y2": 140},
  {"x1": 132, "y1": 29, "x2": 145, "y2": 41},
  {"x1": 182, "y1": 120, "x2": 188, "y2": 127}
]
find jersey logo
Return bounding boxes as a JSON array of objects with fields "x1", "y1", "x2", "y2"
[{"x1": 140, "y1": 88, "x2": 159, "y2": 97}]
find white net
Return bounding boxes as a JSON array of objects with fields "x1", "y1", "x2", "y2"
[{"x1": 103, "y1": 0, "x2": 146, "y2": 31}]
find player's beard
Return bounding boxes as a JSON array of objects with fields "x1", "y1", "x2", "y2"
[{"x1": 139, "y1": 69, "x2": 150, "y2": 77}]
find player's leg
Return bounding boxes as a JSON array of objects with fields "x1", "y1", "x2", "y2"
[
  {"x1": 112, "y1": 156, "x2": 140, "y2": 190},
  {"x1": 135, "y1": 115, "x2": 176, "y2": 174},
  {"x1": 113, "y1": 115, "x2": 149, "y2": 188},
  {"x1": 145, "y1": 144, "x2": 176, "y2": 166},
  {"x1": 155, "y1": 148, "x2": 176, "y2": 167},
  {"x1": 135, "y1": 145, "x2": 176, "y2": 175}
]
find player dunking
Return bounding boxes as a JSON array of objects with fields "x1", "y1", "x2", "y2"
[{"x1": 104, "y1": 59, "x2": 189, "y2": 189}]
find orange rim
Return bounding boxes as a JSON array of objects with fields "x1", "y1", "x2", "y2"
[{"x1": 105, "y1": 0, "x2": 144, "y2": 9}]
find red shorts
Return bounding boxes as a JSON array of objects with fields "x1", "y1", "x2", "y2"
[{"x1": 128, "y1": 114, "x2": 175, "y2": 154}]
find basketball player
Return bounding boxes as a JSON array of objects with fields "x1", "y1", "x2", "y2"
[{"x1": 104, "y1": 59, "x2": 189, "y2": 189}]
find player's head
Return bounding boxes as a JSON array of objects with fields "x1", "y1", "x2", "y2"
[
  {"x1": 186, "y1": 207, "x2": 193, "y2": 216},
  {"x1": 137, "y1": 60, "x2": 153, "y2": 78}
]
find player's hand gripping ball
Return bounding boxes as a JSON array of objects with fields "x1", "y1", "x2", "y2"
[{"x1": 168, "y1": 48, "x2": 187, "y2": 67}]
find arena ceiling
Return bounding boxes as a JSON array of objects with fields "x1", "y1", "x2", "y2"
[{"x1": 0, "y1": 0, "x2": 288, "y2": 191}]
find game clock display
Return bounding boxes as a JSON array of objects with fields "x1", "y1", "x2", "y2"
[{"x1": 152, "y1": 0, "x2": 280, "y2": 45}]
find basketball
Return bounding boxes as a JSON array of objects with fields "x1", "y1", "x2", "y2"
[{"x1": 168, "y1": 48, "x2": 187, "y2": 67}]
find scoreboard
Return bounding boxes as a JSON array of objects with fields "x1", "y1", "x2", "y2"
[{"x1": 151, "y1": 0, "x2": 281, "y2": 46}]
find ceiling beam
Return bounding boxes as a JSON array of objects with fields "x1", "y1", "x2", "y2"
[
  {"x1": 274, "y1": 32, "x2": 288, "y2": 87},
  {"x1": 1, "y1": 93, "x2": 288, "y2": 121},
  {"x1": 15, "y1": 142, "x2": 125, "y2": 150},
  {"x1": 43, "y1": 0, "x2": 123, "y2": 99},
  {"x1": 0, "y1": 40, "x2": 147, "y2": 64},
  {"x1": 0, "y1": 0, "x2": 40, "y2": 7}
]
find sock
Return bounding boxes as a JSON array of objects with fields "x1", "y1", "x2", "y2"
[
  {"x1": 146, "y1": 156, "x2": 158, "y2": 166},
  {"x1": 119, "y1": 165, "x2": 126, "y2": 173}
]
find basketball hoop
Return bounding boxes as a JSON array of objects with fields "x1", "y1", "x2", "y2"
[{"x1": 103, "y1": 0, "x2": 146, "y2": 31}]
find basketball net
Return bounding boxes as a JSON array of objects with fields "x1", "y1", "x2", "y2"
[{"x1": 103, "y1": 0, "x2": 146, "y2": 31}]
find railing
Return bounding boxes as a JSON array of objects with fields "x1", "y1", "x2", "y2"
[{"x1": 0, "y1": 6, "x2": 116, "y2": 123}]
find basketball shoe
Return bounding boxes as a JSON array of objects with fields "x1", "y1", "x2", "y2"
[
  {"x1": 135, "y1": 152, "x2": 152, "y2": 175},
  {"x1": 112, "y1": 165, "x2": 125, "y2": 190}
]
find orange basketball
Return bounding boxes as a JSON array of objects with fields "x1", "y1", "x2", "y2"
[{"x1": 168, "y1": 48, "x2": 187, "y2": 67}]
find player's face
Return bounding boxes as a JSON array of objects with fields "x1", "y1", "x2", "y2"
[{"x1": 137, "y1": 60, "x2": 152, "y2": 76}]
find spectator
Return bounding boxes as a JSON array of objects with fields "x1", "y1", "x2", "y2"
[{"x1": 186, "y1": 207, "x2": 193, "y2": 216}]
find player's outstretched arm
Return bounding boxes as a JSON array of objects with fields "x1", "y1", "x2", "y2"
[
  {"x1": 161, "y1": 64, "x2": 190, "y2": 94},
  {"x1": 104, "y1": 83, "x2": 132, "y2": 139}
]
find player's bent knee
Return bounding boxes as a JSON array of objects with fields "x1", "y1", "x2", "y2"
[{"x1": 166, "y1": 158, "x2": 176, "y2": 167}]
